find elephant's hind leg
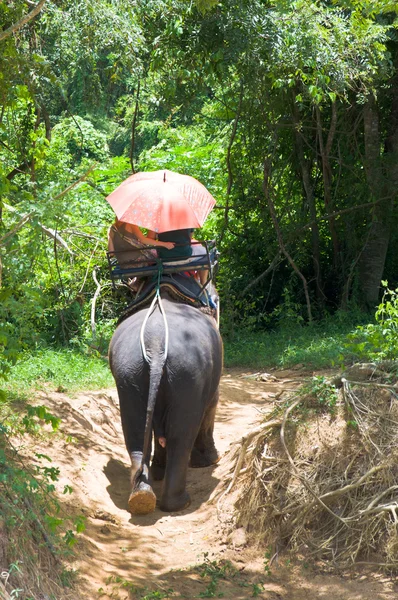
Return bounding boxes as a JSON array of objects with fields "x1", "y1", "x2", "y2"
[
  {"x1": 159, "y1": 440, "x2": 191, "y2": 512},
  {"x1": 190, "y1": 392, "x2": 219, "y2": 468},
  {"x1": 190, "y1": 444, "x2": 220, "y2": 468},
  {"x1": 190, "y1": 439, "x2": 219, "y2": 468},
  {"x1": 117, "y1": 382, "x2": 157, "y2": 515}
]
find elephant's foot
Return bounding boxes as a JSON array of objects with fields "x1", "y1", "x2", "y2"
[
  {"x1": 189, "y1": 446, "x2": 220, "y2": 468},
  {"x1": 128, "y1": 482, "x2": 156, "y2": 515},
  {"x1": 159, "y1": 490, "x2": 190, "y2": 513}
]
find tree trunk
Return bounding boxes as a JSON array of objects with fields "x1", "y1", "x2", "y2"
[
  {"x1": 293, "y1": 110, "x2": 323, "y2": 302},
  {"x1": 130, "y1": 80, "x2": 140, "y2": 174},
  {"x1": 316, "y1": 104, "x2": 339, "y2": 267},
  {"x1": 358, "y1": 89, "x2": 395, "y2": 309},
  {"x1": 263, "y1": 159, "x2": 313, "y2": 323}
]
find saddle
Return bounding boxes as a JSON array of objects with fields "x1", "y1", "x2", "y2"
[{"x1": 117, "y1": 273, "x2": 213, "y2": 325}]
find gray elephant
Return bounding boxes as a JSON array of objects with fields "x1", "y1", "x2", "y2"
[{"x1": 108, "y1": 294, "x2": 223, "y2": 514}]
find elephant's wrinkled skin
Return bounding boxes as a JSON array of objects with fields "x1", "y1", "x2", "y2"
[{"x1": 108, "y1": 295, "x2": 223, "y2": 514}]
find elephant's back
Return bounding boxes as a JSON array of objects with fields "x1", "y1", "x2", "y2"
[
  {"x1": 162, "y1": 300, "x2": 222, "y2": 373},
  {"x1": 108, "y1": 310, "x2": 147, "y2": 373},
  {"x1": 109, "y1": 299, "x2": 221, "y2": 373}
]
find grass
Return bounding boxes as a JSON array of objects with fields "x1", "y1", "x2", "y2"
[
  {"x1": 1, "y1": 312, "x2": 374, "y2": 400},
  {"x1": 223, "y1": 317, "x2": 364, "y2": 370},
  {"x1": 3, "y1": 347, "x2": 114, "y2": 397}
]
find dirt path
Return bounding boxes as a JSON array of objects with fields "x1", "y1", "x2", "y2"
[{"x1": 37, "y1": 369, "x2": 398, "y2": 599}]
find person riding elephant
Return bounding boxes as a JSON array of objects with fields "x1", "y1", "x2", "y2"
[
  {"x1": 108, "y1": 292, "x2": 223, "y2": 514},
  {"x1": 107, "y1": 219, "x2": 175, "y2": 265},
  {"x1": 157, "y1": 228, "x2": 209, "y2": 286}
]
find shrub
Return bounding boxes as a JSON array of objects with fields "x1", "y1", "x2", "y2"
[{"x1": 345, "y1": 282, "x2": 398, "y2": 361}]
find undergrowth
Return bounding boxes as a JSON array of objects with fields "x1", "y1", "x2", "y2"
[
  {"x1": 5, "y1": 293, "x2": 397, "y2": 398},
  {"x1": 0, "y1": 403, "x2": 86, "y2": 599},
  {"x1": 3, "y1": 310, "x2": 368, "y2": 399},
  {"x1": 345, "y1": 282, "x2": 398, "y2": 361},
  {"x1": 217, "y1": 362, "x2": 398, "y2": 570},
  {"x1": 225, "y1": 287, "x2": 398, "y2": 370},
  {"x1": 4, "y1": 347, "x2": 114, "y2": 396},
  {"x1": 223, "y1": 315, "x2": 359, "y2": 369}
]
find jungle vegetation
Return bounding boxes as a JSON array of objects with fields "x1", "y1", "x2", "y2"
[
  {"x1": 2, "y1": 0, "x2": 398, "y2": 374},
  {"x1": 1, "y1": 0, "x2": 398, "y2": 594}
]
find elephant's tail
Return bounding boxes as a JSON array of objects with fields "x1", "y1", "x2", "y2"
[
  {"x1": 139, "y1": 292, "x2": 169, "y2": 473},
  {"x1": 140, "y1": 356, "x2": 165, "y2": 473}
]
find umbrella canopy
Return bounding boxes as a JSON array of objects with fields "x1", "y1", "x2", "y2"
[{"x1": 106, "y1": 169, "x2": 216, "y2": 233}]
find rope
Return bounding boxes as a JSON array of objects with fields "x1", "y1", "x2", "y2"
[{"x1": 139, "y1": 261, "x2": 169, "y2": 363}]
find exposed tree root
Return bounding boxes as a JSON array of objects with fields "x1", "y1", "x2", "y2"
[
  {"x1": 218, "y1": 362, "x2": 398, "y2": 570},
  {"x1": 212, "y1": 420, "x2": 282, "y2": 512}
]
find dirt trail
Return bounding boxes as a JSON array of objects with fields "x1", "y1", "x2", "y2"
[{"x1": 37, "y1": 369, "x2": 397, "y2": 599}]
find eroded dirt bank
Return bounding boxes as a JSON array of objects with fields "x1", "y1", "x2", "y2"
[{"x1": 36, "y1": 370, "x2": 398, "y2": 599}]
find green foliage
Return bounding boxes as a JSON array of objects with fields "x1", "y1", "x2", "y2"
[
  {"x1": 137, "y1": 121, "x2": 225, "y2": 208},
  {"x1": 263, "y1": 548, "x2": 273, "y2": 576},
  {"x1": 100, "y1": 575, "x2": 173, "y2": 598},
  {"x1": 4, "y1": 348, "x2": 114, "y2": 395},
  {"x1": 2, "y1": 2, "x2": 398, "y2": 592},
  {"x1": 0, "y1": 403, "x2": 85, "y2": 597},
  {"x1": 345, "y1": 282, "x2": 398, "y2": 360},
  {"x1": 37, "y1": 0, "x2": 145, "y2": 115},
  {"x1": 50, "y1": 116, "x2": 110, "y2": 163},
  {"x1": 195, "y1": 0, "x2": 219, "y2": 14},
  {"x1": 225, "y1": 285, "x2": 398, "y2": 370},
  {"x1": 196, "y1": 553, "x2": 238, "y2": 598},
  {"x1": 251, "y1": 582, "x2": 265, "y2": 597},
  {"x1": 2, "y1": 0, "x2": 398, "y2": 364},
  {"x1": 24, "y1": 405, "x2": 61, "y2": 432},
  {"x1": 299, "y1": 375, "x2": 339, "y2": 413},
  {"x1": 223, "y1": 313, "x2": 362, "y2": 369}
]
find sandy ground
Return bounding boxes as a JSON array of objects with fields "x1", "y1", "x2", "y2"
[{"x1": 34, "y1": 368, "x2": 398, "y2": 599}]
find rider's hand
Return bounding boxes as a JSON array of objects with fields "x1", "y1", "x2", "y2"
[{"x1": 162, "y1": 241, "x2": 175, "y2": 250}]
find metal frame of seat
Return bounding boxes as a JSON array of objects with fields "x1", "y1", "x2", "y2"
[{"x1": 107, "y1": 240, "x2": 218, "y2": 293}]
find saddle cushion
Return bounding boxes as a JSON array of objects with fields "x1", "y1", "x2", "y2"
[{"x1": 118, "y1": 273, "x2": 209, "y2": 325}]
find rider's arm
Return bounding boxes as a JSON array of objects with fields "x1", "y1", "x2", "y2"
[{"x1": 130, "y1": 225, "x2": 175, "y2": 250}]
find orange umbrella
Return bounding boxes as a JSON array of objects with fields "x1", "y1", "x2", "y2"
[{"x1": 106, "y1": 169, "x2": 216, "y2": 233}]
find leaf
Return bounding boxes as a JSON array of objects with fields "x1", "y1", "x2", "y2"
[
  {"x1": 45, "y1": 516, "x2": 63, "y2": 532},
  {"x1": 35, "y1": 453, "x2": 52, "y2": 462},
  {"x1": 74, "y1": 514, "x2": 86, "y2": 533}
]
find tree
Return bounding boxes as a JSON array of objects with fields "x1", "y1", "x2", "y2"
[{"x1": 140, "y1": 0, "x2": 398, "y2": 317}]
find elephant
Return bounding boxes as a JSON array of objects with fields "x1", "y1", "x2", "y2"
[{"x1": 108, "y1": 293, "x2": 223, "y2": 514}]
